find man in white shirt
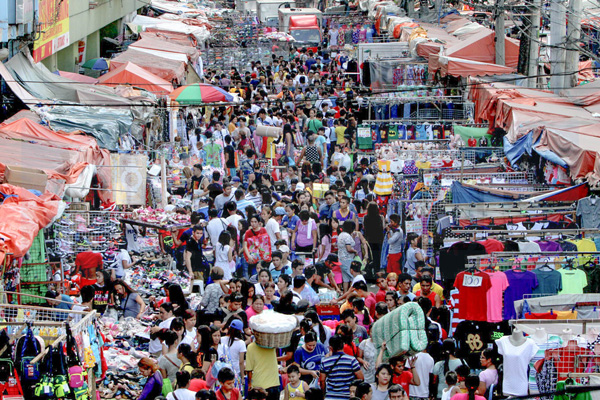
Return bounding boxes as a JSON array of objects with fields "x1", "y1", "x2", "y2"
[
  {"x1": 212, "y1": 122, "x2": 227, "y2": 142},
  {"x1": 224, "y1": 201, "x2": 244, "y2": 229},
  {"x1": 206, "y1": 209, "x2": 229, "y2": 247},
  {"x1": 262, "y1": 206, "x2": 283, "y2": 248}
]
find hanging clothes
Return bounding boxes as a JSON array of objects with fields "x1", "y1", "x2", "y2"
[{"x1": 374, "y1": 160, "x2": 393, "y2": 196}]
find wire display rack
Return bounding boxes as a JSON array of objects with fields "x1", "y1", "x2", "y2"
[{"x1": 49, "y1": 210, "x2": 130, "y2": 261}]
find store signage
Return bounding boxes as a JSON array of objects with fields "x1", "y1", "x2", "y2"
[{"x1": 33, "y1": 0, "x2": 70, "y2": 62}]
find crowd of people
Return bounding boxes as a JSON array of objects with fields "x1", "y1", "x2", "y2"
[{"x1": 51, "y1": 48, "x2": 505, "y2": 400}]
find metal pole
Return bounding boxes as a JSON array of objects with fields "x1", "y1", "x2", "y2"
[
  {"x1": 565, "y1": 0, "x2": 583, "y2": 88},
  {"x1": 550, "y1": 0, "x2": 567, "y2": 93},
  {"x1": 161, "y1": 154, "x2": 168, "y2": 210},
  {"x1": 495, "y1": 0, "x2": 506, "y2": 66},
  {"x1": 528, "y1": 0, "x2": 542, "y2": 88}
]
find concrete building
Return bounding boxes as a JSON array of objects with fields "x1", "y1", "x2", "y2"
[
  {"x1": 38, "y1": 0, "x2": 147, "y2": 72},
  {"x1": 0, "y1": 0, "x2": 37, "y2": 59}
]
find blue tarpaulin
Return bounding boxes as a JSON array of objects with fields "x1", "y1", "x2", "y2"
[
  {"x1": 451, "y1": 181, "x2": 529, "y2": 203},
  {"x1": 504, "y1": 131, "x2": 568, "y2": 168}
]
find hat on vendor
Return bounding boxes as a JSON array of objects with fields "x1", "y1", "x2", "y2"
[{"x1": 275, "y1": 207, "x2": 286, "y2": 216}]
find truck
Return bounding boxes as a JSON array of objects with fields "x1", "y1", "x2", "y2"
[
  {"x1": 278, "y1": 8, "x2": 323, "y2": 51},
  {"x1": 235, "y1": 0, "x2": 258, "y2": 13},
  {"x1": 257, "y1": 0, "x2": 296, "y2": 27}
]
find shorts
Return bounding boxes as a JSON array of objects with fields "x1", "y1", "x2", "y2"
[{"x1": 341, "y1": 259, "x2": 353, "y2": 282}]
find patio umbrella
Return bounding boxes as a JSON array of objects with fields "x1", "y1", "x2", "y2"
[
  {"x1": 169, "y1": 83, "x2": 235, "y2": 104},
  {"x1": 81, "y1": 58, "x2": 110, "y2": 70}
]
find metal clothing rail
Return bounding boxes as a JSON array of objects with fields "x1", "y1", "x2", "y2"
[
  {"x1": 451, "y1": 229, "x2": 600, "y2": 235},
  {"x1": 363, "y1": 120, "x2": 484, "y2": 125}
]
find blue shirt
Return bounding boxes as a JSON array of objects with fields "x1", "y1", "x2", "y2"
[
  {"x1": 282, "y1": 215, "x2": 300, "y2": 231},
  {"x1": 294, "y1": 342, "x2": 327, "y2": 377},
  {"x1": 270, "y1": 263, "x2": 292, "y2": 281},
  {"x1": 236, "y1": 199, "x2": 254, "y2": 217},
  {"x1": 320, "y1": 352, "x2": 361, "y2": 400}
]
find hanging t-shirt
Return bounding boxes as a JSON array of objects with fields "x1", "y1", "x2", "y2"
[
  {"x1": 535, "y1": 240, "x2": 563, "y2": 252},
  {"x1": 454, "y1": 321, "x2": 491, "y2": 368},
  {"x1": 503, "y1": 270, "x2": 539, "y2": 320},
  {"x1": 485, "y1": 271, "x2": 509, "y2": 323},
  {"x1": 533, "y1": 269, "x2": 562, "y2": 295},
  {"x1": 453, "y1": 271, "x2": 491, "y2": 321},
  {"x1": 439, "y1": 242, "x2": 487, "y2": 282},
  {"x1": 517, "y1": 241, "x2": 541, "y2": 253},
  {"x1": 558, "y1": 269, "x2": 588, "y2": 294},
  {"x1": 580, "y1": 264, "x2": 600, "y2": 293},
  {"x1": 357, "y1": 125, "x2": 372, "y2": 149},
  {"x1": 477, "y1": 239, "x2": 505, "y2": 254},
  {"x1": 496, "y1": 336, "x2": 539, "y2": 396},
  {"x1": 205, "y1": 142, "x2": 223, "y2": 168},
  {"x1": 576, "y1": 197, "x2": 600, "y2": 228}
]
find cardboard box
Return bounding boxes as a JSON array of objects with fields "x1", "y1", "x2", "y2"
[{"x1": 5, "y1": 165, "x2": 47, "y2": 192}]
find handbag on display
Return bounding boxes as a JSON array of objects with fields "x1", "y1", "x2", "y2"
[
  {"x1": 0, "y1": 359, "x2": 25, "y2": 400},
  {"x1": 65, "y1": 324, "x2": 87, "y2": 390}
]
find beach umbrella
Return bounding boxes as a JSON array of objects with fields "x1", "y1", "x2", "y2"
[
  {"x1": 169, "y1": 83, "x2": 235, "y2": 104},
  {"x1": 81, "y1": 58, "x2": 110, "y2": 70}
]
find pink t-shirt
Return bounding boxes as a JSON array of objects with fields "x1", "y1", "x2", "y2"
[
  {"x1": 245, "y1": 306, "x2": 267, "y2": 319},
  {"x1": 451, "y1": 394, "x2": 486, "y2": 400},
  {"x1": 485, "y1": 271, "x2": 509, "y2": 323},
  {"x1": 479, "y1": 368, "x2": 498, "y2": 388}
]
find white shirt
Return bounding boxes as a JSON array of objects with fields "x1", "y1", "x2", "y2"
[
  {"x1": 265, "y1": 217, "x2": 281, "y2": 248},
  {"x1": 218, "y1": 337, "x2": 247, "y2": 375},
  {"x1": 351, "y1": 274, "x2": 367, "y2": 286},
  {"x1": 149, "y1": 317, "x2": 175, "y2": 353},
  {"x1": 206, "y1": 218, "x2": 229, "y2": 247},
  {"x1": 496, "y1": 336, "x2": 539, "y2": 396},
  {"x1": 166, "y1": 389, "x2": 196, "y2": 400},
  {"x1": 408, "y1": 352, "x2": 435, "y2": 398},
  {"x1": 226, "y1": 214, "x2": 244, "y2": 230},
  {"x1": 114, "y1": 249, "x2": 131, "y2": 278},
  {"x1": 215, "y1": 244, "x2": 232, "y2": 280},
  {"x1": 180, "y1": 327, "x2": 198, "y2": 349}
]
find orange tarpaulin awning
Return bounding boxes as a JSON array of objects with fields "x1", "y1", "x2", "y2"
[
  {"x1": 436, "y1": 56, "x2": 516, "y2": 77},
  {"x1": 0, "y1": 184, "x2": 62, "y2": 259},
  {"x1": 97, "y1": 62, "x2": 174, "y2": 95}
]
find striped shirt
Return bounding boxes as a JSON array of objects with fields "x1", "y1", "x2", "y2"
[
  {"x1": 245, "y1": 193, "x2": 262, "y2": 210},
  {"x1": 320, "y1": 352, "x2": 360, "y2": 400}
]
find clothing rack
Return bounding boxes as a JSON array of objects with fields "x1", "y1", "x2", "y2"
[
  {"x1": 363, "y1": 119, "x2": 481, "y2": 125},
  {"x1": 446, "y1": 200, "x2": 576, "y2": 209},
  {"x1": 452, "y1": 229, "x2": 596, "y2": 234}
]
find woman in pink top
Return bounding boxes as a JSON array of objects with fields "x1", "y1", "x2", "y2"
[
  {"x1": 451, "y1": 375, "x2": 486, "y2": 400},
  {"x1": 245, "y1": 294, "x2": 267, "y2": 319}
]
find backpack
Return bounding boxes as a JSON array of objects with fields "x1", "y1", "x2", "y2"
[{"x1": 16, "y1": 327, "x2": 40, "y2": 382}]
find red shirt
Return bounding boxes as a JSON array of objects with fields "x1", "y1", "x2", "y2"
[
  {"x1": 189, "y1": 379, "x2": 208, "y2": 392},
  {"x1": 216, "y1": 388, "x2": 240, "y2": 400},
  {"x1": 476, "y1": 239, "x2": 505, "y2": 254},
  {"x1": 76, "y1": 252, "x2": 102, "y2": 270},
  {"x1": 376, "y1": 288, "x2": 388, "y2": 303},
  {"x1": 392, "y1": 371, "x2": 413, "y2": 396},
  {"x1": 363, "y1": 292, "x2": 377, "y2": 316},
  {"x1": 415, "y1": 290, "x2": 437, "y2": 305},
  {"x1": 453, "y1": 271, "x2": 492, "y2": 321}
]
